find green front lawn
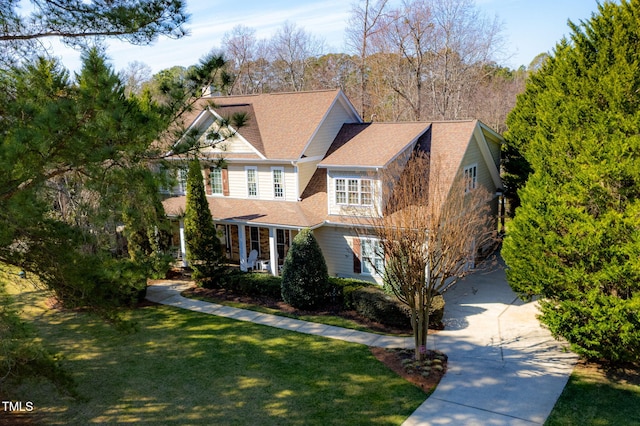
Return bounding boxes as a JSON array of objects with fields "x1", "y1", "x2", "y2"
[
  {"x1": 5, "y1": 285, "x2": 425, "y2": 425},
  {"x1": 546, "y1": 362, "x2": 640, "y2": 425}
]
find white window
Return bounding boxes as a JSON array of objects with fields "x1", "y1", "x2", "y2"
[
  {"x1": 249, "y1": 226, "x2": 260, "y2": 254},
  {"x1": 272, "y1": 167, "x2": 284, "y2": 199},
  {"x1": 176, "y1": 168, "x2": 188, "y2": 194},
  {"x1": 464, "y1": 165, "x2": 477, "y2": 192},
  {"x1": 246, "y1": 167, "x2": 258, "y2": 197},
  {"x1": 348, "y1": 179, "x2": 359, "y2": 204},
  {"x1": 210, "y1": 167, "x2": 223, "y2": 195},
  {"x1": 361, "y1": 238, "x2": 384, "y2": 275},
  {"x1": 361, "y1": 179, "x2": 372, "y2": 205},
  {"x1": 335, "y1": 177, "x2": 373, "y2": 206},
  {"x1": 276, "y1": 229, "x2": 290, "y2": 261},
  {"x1": 336, "y1": 178, "x2": 347, "y2": 204},
  {"x1": 160, "y1": 166, "x2": 187, "y2": 195}
]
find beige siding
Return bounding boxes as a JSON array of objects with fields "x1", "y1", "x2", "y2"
[
  {"x1": 200, "y1": 125, "x2": 258, "y2": 156},
  {"x1": 314, "y1": 226, "x2": 381, "y2": 284},
  {"x1": 227, "y1": 165, "x2": 247, "y2": 198},
  {"x1": 461, "y1": 133, "x2": 501, "y2": 236},
  {"x1": 303, "y1": 101, "x2": 358, "y2": 158},
  {"x1": 487, "y1": 136, "x2": 501, "y2": 167},
  {"x1": 461, "y1": 136, "x2": 495, "y2": 193},
  {"x1": 297, "y1": 161, "x2": 318, "y2": 197},
  {"x1": 283, "y1": 167, "x2": 297, "y2": 200},
  {"x1": 226, "y1": 164, "x2": 296, "y2": 200}
]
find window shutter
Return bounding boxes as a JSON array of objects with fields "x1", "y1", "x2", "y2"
[
  {"x1": 204, "y1": 168, "x2": 211, "y2": 195},
  {"x1": 222, "y1": 168, "x2": 230, "y2": 196},
  {"x1": 352, "y1": 238, "x2": 361, "y2": 274}
]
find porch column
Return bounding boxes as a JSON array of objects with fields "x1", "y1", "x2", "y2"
[
  {"x1": 179, "y1": 219, "x2": 188, "y2": 267},
  {"x1": 238, "y1": 225, "x2": 248, "y2": 272},
  {"x1": 269, "y1": 227, "x2": 278, "y2": 276}
]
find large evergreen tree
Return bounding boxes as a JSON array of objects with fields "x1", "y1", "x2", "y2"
[
  {"x1": 0, "y1": 0, "x2": 194, "y2": 390},
  {"x1": 502, "y1": 0, "x2": 640, "y2": 362},
  {"x1": 0, "y1": 49, "x2": 170, "y2": 312},
  {"x1": 184, "y1": 158, "x2": 225, "y2": 284}
]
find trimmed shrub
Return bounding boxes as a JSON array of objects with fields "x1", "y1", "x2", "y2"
[
  {"x1": 351, "y1": 286, "x2": 411, "y2": 329},
  {"x1": 281, "y1": 229, "x2": 330, "y2": 309},
  {"x1": 217, "y1": 270, "x2": 282, "y2": 299},
  {"x1": 328, "y1": 277, "x2": 374, "y2": 309},
  {"x1": 349, "y1": 286, "x2": 445, "y2": 329}
]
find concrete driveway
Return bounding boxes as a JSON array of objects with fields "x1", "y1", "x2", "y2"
[{"x1": 403, "y1": 262, "x2": 578, "y2": 425}]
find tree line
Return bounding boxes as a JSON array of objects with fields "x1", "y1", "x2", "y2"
[{"x1": 126, "y1": 0, "x2": 527, "y2": 133}]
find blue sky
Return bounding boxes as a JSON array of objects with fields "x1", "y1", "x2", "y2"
[{"x1": 50, "y1": 0, "x2": 605, "y2": 74}]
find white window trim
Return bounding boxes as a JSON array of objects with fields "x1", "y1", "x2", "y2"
[
  {"x1": 210, "y1": 166, "x2": 223, "y2": 196},
  {"x1": 160, "y1": 167, "x2": 187, "y2": 195},
  {"x1": 271, "y1": 166, "x2": 285, "y2": 200},
  {"x1": 245, "y1": 166, "x2": 258, "y2": 198},
  {"x1": 334, "y1": 176, "x2": 374, "y2": 207},
  {"x1": 360, "y1": 237, "x2": 384, "y2": 276},
  {"x1": 249, "y1": 226, "x2": 260, "y2": 256},
  {"x1": 463, "y1": 164, "x2": 478, "y2": 193}
]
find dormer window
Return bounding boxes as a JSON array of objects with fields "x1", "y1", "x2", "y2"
[{"x1": 335, "y1": 177, "x2": 373, "y2": 206}]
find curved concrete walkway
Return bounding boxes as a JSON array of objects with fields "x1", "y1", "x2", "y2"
[{"x1": 146, "y1": 265, "x2": 577, "y2": 426}]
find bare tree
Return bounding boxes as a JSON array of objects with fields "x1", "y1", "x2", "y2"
[
  {"x1": 358, "y1": 150, "x2": 496, "y2": 361},
  {"x1": 369, "y1": 0, "x2": 504, "y2": 121},
  {"x1": 467, "y1": 64, "x2": 526, "y2": 133},
  {"x1": 427, "y1": 0, "x2": 505, "y2": 119},
  {"x1": 268, "y1": 21, "x2": 325, "y2": 92},
  {"x1": 346, "y1": 0, "x2": 390, "y2": 119},
  {"x1": 305, "y1": 53, "x2": 358, "y2": 92},
  {"x1": 121, "y1": 60, "x2": 152, "y2": 97},
  {"x1": 372, "y1": 0, "x2": 436, "y2": 121},
  {"x1": 222, "y1": 25, "x2": 259, "y2": 94}
]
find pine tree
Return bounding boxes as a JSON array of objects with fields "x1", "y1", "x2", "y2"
[
  {"x1": 184, "y1": 158, "x2": 225, "y2": 285},
  {"x1": 0, "y1": 49, "x2": 172, "y2": 312},
  {"x1": 502, "y1": 0, "x2": 640, "y2": 362},
  {"x1": 0, "y1": 0, "x2": 187, "y2": 64}
]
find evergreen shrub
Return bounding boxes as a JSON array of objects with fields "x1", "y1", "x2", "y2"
[
  {"x1": 216, "y1": 270, "x2": 282, "y2": 299},
  {"x1": 281, "y1": 229, "x2": 330, "y2": 309},
  {"x1": 350, "y1": 286, "x2": 411, "y2": 329},
  {"x1": 350, "y1": 286, "x2": 445, "y2": 329}
]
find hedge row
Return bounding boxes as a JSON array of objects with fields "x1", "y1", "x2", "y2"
[
  {"x1": 206, "y1": 272, "x2": 444, "y2": 329},
  {"x1": 330, "y1": 280, "x2": 445, "y2": 329},
  {"x1": 205, "y1": 269, "x2": 282, "y2": 299}
]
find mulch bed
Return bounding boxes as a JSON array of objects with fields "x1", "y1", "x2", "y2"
[{"x1": 370, "y1": 347, "x2": 448, "y2": 394}]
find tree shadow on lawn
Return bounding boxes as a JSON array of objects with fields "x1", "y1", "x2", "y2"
[{"x1": 9, "y1": 296, "x2": 426, "y2": 425}]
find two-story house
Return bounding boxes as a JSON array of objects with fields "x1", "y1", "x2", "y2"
[{"x1": 161, "y1": 89, "x2": 503, "y2": 283}]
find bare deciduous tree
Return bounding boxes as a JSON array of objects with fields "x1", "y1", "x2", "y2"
[
  {"x1": 377, "y1": 0, "x2": 435, "y2": 121},
  {"x1": 369, "y1": 0, "x2": 504, "y2": 121},
  {"x1": 268, "y1": 21, "x2": 325, "y2": 92},
  {"x1": 358, "y1": 150, "x2": 496, "y2": 361},
  {"x1": 121, "y1": 60, "x2": 152, "y2": 97},
  {"x1": 222, "y1": 25, "x2": 259, "y2": 94},
  {"x1": 428, "y1": 0, "x2": 505, "y2": 119},
  {"x1": 346, "y1": 0, "x2": 390, "y2": 119}
]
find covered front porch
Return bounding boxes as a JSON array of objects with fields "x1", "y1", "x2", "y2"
[{"x1": 171, "y1": 220, "x2": 298, "y2": 276}]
